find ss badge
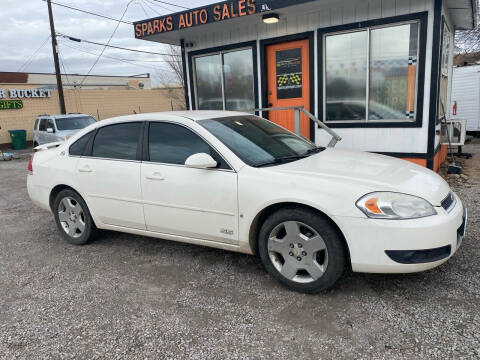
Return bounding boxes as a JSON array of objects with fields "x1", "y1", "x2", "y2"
[{"x1": 220, "y1": 228, "x2": 234, "y2": 236}]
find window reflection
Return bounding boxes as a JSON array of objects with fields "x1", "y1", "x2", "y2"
[
  {"x1": 324, "y1": 21, "x2": 420, "y2": 122},
  {"x1": 194, "y1": 48, "x2": 255, "y2": 112},
  {"x1": 223, "y1": 49, "x2": 255, "y2": 111},
  {"x1": 325, "y1": 31, "x2": 368, "y2": 121},
  {"x1": 369, "y1": 23, "x2": 418, "y2": 120},
  {"x1": 195, "y1": 54, "x2": 223, "y2": 110}
]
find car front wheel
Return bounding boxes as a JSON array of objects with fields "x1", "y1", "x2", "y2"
[
  {"x1": 258, "y1": 208, "x2": 346, "y2": 293},
  {"x1": 53, "y1": 189, "x2": 97, "y2": 245}
]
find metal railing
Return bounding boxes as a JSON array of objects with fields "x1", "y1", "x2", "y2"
[{"x1": 254, "y1": 106, "x2": 342, "y2": 147}]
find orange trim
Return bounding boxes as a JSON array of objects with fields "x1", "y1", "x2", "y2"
[
  {"x1": 433, "y1": 145, "x2": 448, "y2": 172},
  {"x1": 402, "y1": 158, "x2": 427, "y2": 167},
  {"x1": 400, "y1": 145, "x2": 448, "y2": 172},
  {"x1": 406, "y1": 65, "x2": 416, "y2": 113}
]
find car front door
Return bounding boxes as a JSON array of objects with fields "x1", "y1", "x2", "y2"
[
  {"x1": 45, "y1": 118, "x2": 56, "y2": 144},
  {"x1": 76, "y1": 122, "x2": 145, "y2": 230},
  {"x1": 37, "y1": 118, "x2": 47, "y2": 145},
  {"x1": 141, "y1": 121, "x2": 238, "y2": 245}
]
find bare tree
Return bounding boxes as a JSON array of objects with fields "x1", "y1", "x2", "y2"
[
  {"x1": 153, "y1": 45, "x2": 186, "y2": 110},
  {"x1": 455, "y1": 1, "x2": 480, "y2": 54}
]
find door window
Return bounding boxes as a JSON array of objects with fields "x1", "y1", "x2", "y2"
[
  {"x1": 276, "y1": 48, "x2": 303, "y2": 99},
  {"x1": 92, "y1": 122, "x2": 142, "y2": 160},
  {"x1": 69, "y1": 131, "x2": 94, "y2": 156},
  {"x1": 148, "y1": 122, "x2": 230, "y2": 169},
  {"x1": 46, "y1": 118, "x2": 55, "y2": 131},
  {"x1": 38, "y1": 119, "x2": 47, "y2": 131}
]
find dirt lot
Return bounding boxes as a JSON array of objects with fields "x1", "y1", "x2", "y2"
[{"x1": 0, "y1": 142, "x2": 479, "y2": 359}]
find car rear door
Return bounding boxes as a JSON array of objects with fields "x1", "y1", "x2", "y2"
[
  {"x1": 76, "y1": 121, "x2": 145, "y2": 230},
  {"x1": 140, "y1": 121, "x2": 238, "y2": 245}
]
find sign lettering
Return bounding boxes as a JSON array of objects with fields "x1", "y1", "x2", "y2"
[
  {"x1": 134, "y1": 0, "x2": 257, "y2": 38},
  {"x1": 0, "y1": 100, "x2": 23, "y2": 110},
  {"x1": 5, "y1": 89, "x2": 52, "y2": 99}
]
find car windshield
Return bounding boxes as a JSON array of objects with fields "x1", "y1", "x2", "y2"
[
  {"x1": 55, "y1": 116, "x2": 96, "y2": 131},
  {"x1": 198, "y1": 116, "x2": 323, "y2": 167}
]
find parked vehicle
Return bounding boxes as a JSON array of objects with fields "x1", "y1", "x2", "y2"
[
  {"x1": 33, "y1": 114, "x2": 96, "y2": 147},
  {"x1": 451, "y1": 64, "x2": 480, "y2": 132},
  {"x1": 27, "y1": 111, "x2": 467, "y2": 293}
]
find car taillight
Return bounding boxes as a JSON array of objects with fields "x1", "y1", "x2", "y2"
[{"x1": 28, "y1": 154, "x2": 34, "y2": 174}]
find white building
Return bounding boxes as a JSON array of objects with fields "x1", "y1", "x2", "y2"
[{"x1": 134, "y1": 0, "x2": 477, "y2": 171}]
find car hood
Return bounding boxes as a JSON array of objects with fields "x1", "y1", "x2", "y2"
[{"x1": 272, "y1": 148, "x2": 450, "y2": 206}]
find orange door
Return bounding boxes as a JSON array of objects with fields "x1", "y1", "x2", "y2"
[{"x1": 266, "y1": 39, "x2": 310, "y2": 139}]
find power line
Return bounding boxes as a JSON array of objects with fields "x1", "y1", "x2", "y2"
[
  {"x1": 59, "y1": 33, "x2": 181, "y2": 56},
  {"x1": 17, "y1": 35, "x2": 51, "y2": 72},
  {"x1": 144, "y1": 0, "x2": 176, "y2": 13},
  {"x1": 141, "y1": 0, "x2": 163, "y2": 15},
  {"x1": 41, "y1": 0, "x2": 133, "y2": 25},
  {"x1": 60, "y1": 41, "x2": 171, "y2": 71},
  {"x1": 78, "y1": 0, "x2": 135, "y2": 86},
  {"x1": 149, "y1": 0, "x2": 189, "y2": 10}
]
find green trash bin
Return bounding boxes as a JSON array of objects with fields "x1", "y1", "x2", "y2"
[{"x1": 8, "y1": 129, "x2": 27, "y2": 150}]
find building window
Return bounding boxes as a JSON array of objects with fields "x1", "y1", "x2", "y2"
[
  {"x1": 324, "y1": 21, "x2": 420, "y2": 123},
  {"x1": 193, "y1": 48, "x2": 255, "y2": 112}
]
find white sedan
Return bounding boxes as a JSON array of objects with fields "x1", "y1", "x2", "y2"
[{"x1": 27, "y1": 111, "x2": 467, "y2": 293}]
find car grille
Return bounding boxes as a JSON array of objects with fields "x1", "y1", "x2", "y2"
[{"x1": 441, "y1": 192, "x2": 456, "y2": 212}]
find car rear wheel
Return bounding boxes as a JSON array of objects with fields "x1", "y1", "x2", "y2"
[
  {"x1": 53, "y1": 189, "x2": 97, "y2": 245},
  {"x1": 258, "y1": 208, "x2": 346, "y2": 293}
]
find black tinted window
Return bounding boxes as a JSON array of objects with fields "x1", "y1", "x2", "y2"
[
  {"x1": 46, "y1": 119, "x2": 55, "y2": 130},
  {"x1": 148, "y1": 122, "x2": 229, "y2": 169},
  {"x1": 69, "y1": 131, "x2": 94, "y2": 156},
  {"x1": 39, "y1": 119, "x2": 46, "y2": 131},
  {"x1": 92, "y1": 122, "x2": 142, "y2": 160}
]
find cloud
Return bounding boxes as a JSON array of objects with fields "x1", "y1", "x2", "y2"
[{"x1": 1, "y1": 0, "x2": 212, "y2": 81}]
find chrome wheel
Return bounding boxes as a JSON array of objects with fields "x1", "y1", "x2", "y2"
[
  {"x1": 268, "y1": 221, "x2": 328, "y2": 284},
  {"x1": 57, "y1": 197, "x2": 85, "y2": 238}
]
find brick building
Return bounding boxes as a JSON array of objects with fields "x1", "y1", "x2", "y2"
[{"x1": 0, "y1": 72, "x2": 184, "y2": 147}]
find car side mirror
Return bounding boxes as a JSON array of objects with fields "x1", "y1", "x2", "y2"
[
  {"x1": 46, "y1": 128, "x2": 54, "y2": 133},
  {"x1": 184, "y1": 153, "x2": 217, "y2": 169}
]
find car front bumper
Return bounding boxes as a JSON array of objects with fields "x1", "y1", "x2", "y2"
[{"x1": 333, "y1": 194, "x2": 466, "y2": 273}]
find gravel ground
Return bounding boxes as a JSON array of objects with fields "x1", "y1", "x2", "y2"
[{"x1": 0, "y1": 142, "x2": 479, "y2": 359}]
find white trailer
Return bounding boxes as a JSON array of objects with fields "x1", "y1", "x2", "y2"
[{"x1": 451, "y1": 65, "x2": 480, "y2": 131}]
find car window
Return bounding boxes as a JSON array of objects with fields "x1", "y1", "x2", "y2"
[
  {"x1": 56, "y1": 116, "x2": 96, "y2": 131},
  {"x1": 92, "y1": 122, "x2": 142, "y2": 161},
  {"x1": 46, "y1": 119, "x2": 55, "y2": 131},
  {"x1": 198, "y1": 116, "x2": 316, "y2": 167},
  {"x1": 69, "y1": 131, "x2": 94, "y2": 156},
  {"x1": 38, "y1": 119, "x2": 47, "y2": 131},
  {"x1": 34, "y1": 119, "x2": 39, "y2": 130},
  {"x1": 148, "y1": 122, "x2": 230, "y2": 169}
]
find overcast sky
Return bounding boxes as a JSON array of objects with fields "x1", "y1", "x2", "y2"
[{"x1": 0, "y1": 0, "x2": 214, "y2": 81}]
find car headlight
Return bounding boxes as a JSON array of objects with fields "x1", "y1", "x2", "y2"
[{"x1": 356, "y1": 192, "x2": 437, "y2": 219}]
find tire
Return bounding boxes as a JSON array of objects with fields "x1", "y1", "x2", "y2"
[
  {"x1": 33, "y1": 142, "x2": 38, "y2": 148},
  {"x1": 258, "y1": 207, "x2": 346, "y2": 294},
  {"x1": 53, "y1": 189, "x2": 97, "y2": 245}
]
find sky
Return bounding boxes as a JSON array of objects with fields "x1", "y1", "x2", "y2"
[{"x1": 0, "y1": 0, "x2": 214, "y2": 82}]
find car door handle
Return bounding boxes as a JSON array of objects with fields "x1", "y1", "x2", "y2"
[
  {"x1": 146, "y1": 172, "x2": 164, "y2": 181},
  {"x1": 78, "y1": 165, "x2": 92, "y2": 173}
]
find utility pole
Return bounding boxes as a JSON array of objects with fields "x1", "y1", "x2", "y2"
[{"x1": 46, "y1": 0, "x2": 66, "y2": 114}]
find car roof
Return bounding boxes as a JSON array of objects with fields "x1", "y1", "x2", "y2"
[
  {"x1": 37, "y1": 113, "x2": 93, "y2": 119},
  {"x1": 100, "y1": 111, "x2": 252, "y2": 125}
]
